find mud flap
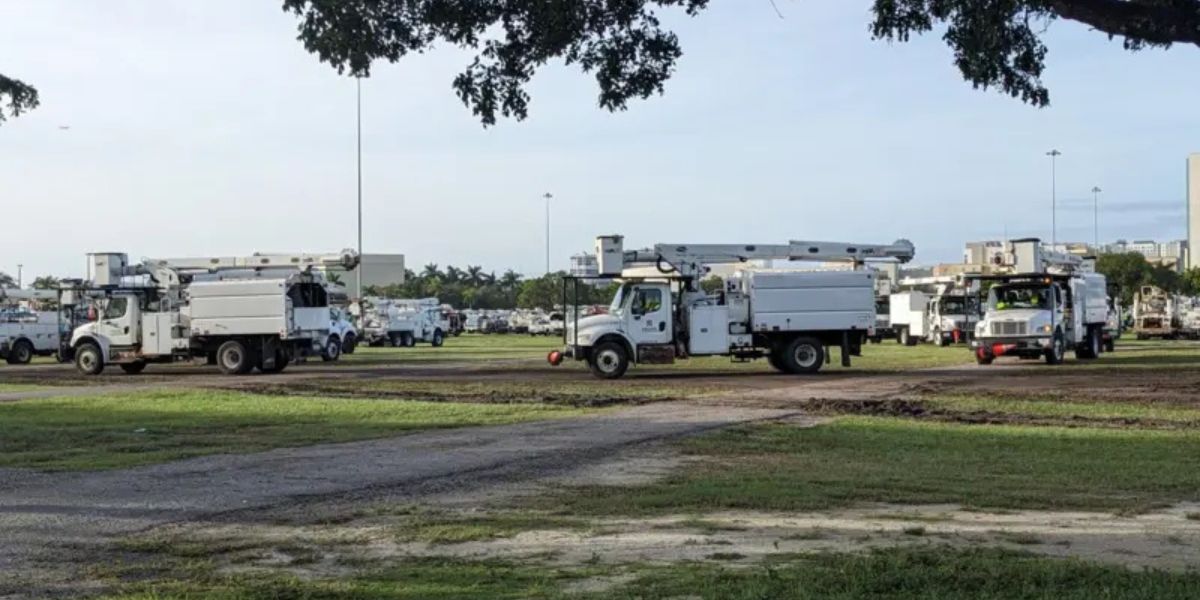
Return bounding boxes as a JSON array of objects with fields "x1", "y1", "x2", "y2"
[
  {"x1": 261, "y1": 338, "x2": 282, "y2": 371},
  {"x1": 841, "y1": 332, "x2": 851, "y2": 367}
]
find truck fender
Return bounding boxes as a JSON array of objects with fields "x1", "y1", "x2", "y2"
[
  {"x1": 591, "y1": 333, "x2": 636, "y2": 364},
  {"x1": 73, "y1": 335, "x2": 110, "y2": 359}
]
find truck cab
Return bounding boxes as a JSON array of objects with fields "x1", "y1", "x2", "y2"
[
  {"x1": 71, "y1": 292, "x2": 190, "y2": 374},
  {"x1": 566, "y1": 280, "x2": 674, "y2": 376},
  {"x1": 971, "y1": 276, "x2": 1104, "y2": 364},
  {"x1": 926, "y1": 294, "x2": 976, "y2": 346}
]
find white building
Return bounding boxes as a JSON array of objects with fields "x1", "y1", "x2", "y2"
[{"x1": 1188, "y1": 153, "x2": 1200, "y2": 269}]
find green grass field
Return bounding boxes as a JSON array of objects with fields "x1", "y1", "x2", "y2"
[
  {"x1": 550, "y1": 417, "x2": 1200, "y2": 514},
  {"x1": 98, "y1": 546, "x2": 1200, "y2": 599},
  {"x1": 0, "y1": 389, "x2": 584, "y2": 471}
]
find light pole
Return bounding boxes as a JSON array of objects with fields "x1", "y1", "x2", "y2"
[
  {"x1": 16, "y1": 264, "x2": 22, "y2": 288},
  {"x1": 356, "y1": 77, "x2": 363, "y2": 299},
  {"x1": 543, "y1": 192, "x2": 553, "y2": 274},
  {"x1": 1046, "y1": 149, "x2": 1062, "y2": 247},
  {"x1": 1091, "y1": 186, "x2": 1102, "y2": 250}
]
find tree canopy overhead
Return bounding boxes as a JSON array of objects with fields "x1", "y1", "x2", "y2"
[{"x1": 3, "y1": 1, "x2": 1197, "y2": 125}]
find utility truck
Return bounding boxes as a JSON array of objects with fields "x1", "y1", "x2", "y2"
[
  {"x1": 69, "y1": 250, "x2": 359, "y2": 375},
  {"x1": 969, "y1": 239, "x2": 1108, "y2": 365},
  {"x1": 549, "y1": 235, "x2": 915, "y2": 379},
  {"x1": 888, "y1": 276, "x2": 978, "y2": 347},
  {"x1": 1132, "y1": 286, "x2": 1180, "y2": 340},
  {"x1": 0, "y1": 289, "x2": 64, "y2": 364},
  {"x1": 361, "y1": 297, "x2": 448, "y2": 347}
]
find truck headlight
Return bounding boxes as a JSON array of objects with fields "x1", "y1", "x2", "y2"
[{"x1": 1038, "y1": 324, "x2": 1052, "y2": 333}]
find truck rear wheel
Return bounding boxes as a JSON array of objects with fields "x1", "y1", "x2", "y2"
[
  {"x1": 75, "y1": 342, "x2": 104, "y2": 375},
  {"x1": 119, "y1": 361, "x2": 147, "y2": 375},
  {"x1": 1076, "y1": 327, "x2": 1101, "y2": 360},
  {"x1": 431, "y1": 330, "x2": 445, "y2": 347},
  {"x1": 342, "y1": 333, "x2": 357, "y2": 354},
  {"x1": 589, "y1": 341, "x2": 629, "y2": 379},
  {"x1": 6, "y1": 339, "x2": 33, "y2": 364},
  {"x1": 1104, "y1": 337, "x2": 1115, "y2": 353},
  {"x1": 217, "y1": 340, "x2": 253, "y2": 375},
  {"x1": 782, "y1": 337, "x2": 824, "y2": 375},
  {"x1": 260, "y1": 349, "x2": 289, "y2": 374},
  {"x1": 766, "y1": 349, "x2": 788, "y2": 373}
]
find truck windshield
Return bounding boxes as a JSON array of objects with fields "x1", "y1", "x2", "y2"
[
  {"x1": 940, "y1": 297, "x2": 967, "y2": 315},
  {"x1": 609, "y1": 284, "x2": 628, "y2": 314},
  {"x1": 992, "y1": 286, "x2": 1050, "y2": 311}
]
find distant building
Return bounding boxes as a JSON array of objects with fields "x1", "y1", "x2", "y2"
[
  {"x1": 569, "y1": 253, "x2": 599, "y2": 279},
  {"x1": 1103, "y1": 239, "x2": 1187, "y2": 272},
  {"x1": 1189, "y1": 153, "x2": 1200, "y2": 269}
]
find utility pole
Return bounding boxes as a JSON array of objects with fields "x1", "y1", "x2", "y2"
[
  {"x1": 1046, "y1": 149, "x2": 1062, "y2": 248},
  {"x1": 356, "y1": 77, "x2": 363, "y2": 299},
  {"x1": 543, "y1": 192, "x2": 553, "y2": 274},
  {"x1": 16, "y1": 264, "x2": 22, "y2": 288},
  {"x1": 1091, "y1": 186, "x2": 1102, "y2": 251}
]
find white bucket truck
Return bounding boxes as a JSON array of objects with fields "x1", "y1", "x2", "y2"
[
  {"x1": 969, "y1": 239, "x2": 1108, "y2": 365},
  {"x1": 361, "y1": 297, "x2": 448, "y2": 347},
  {"x1": 0, "y1": 289, "x2": 64, "y2": 364},
  {"x1": 1132, "y1": 286, "x2": 1180, "y2": 340},
  {"x1": 549, "y1": 235, "x2": 915, "y2": 379},
  {"x1": 69, "y1": 250, "x2": 359, "y2": 375},
  {"x1": 888, "y1": 276, "x2": 978, "y2": 347}
]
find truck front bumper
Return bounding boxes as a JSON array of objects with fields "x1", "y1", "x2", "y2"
[{"x1": 971, "y1": 336, "x2": 1052, "y2": 357}]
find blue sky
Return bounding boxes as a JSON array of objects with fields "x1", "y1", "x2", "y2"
[{"x1": 2, "y1": 1, "x2": 1198, "y2": 279}]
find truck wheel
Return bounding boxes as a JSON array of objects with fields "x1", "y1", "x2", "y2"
[
  {"x1": 589, "y1": 341, "x2": 629, "y2": 379},
  {"x1": 782, "y1": 337, "x2": 824, "y2": 375},
  {"x1": 322, "y1": 336, "x2": 341, "y2": 362},
  {"x1": 75, "y1": 342, "x2": 104, "y2": 375},
  {"x1": 260, "y1": 349, "x2": 289, "y2": 374},
  {"x1": 1044, "y1": 332, "x2": 1065, "y2": 365},
  {"x1": 431, "y1": 330, "x2": 445, "y2": 347},
  {"x1": 1104, "y1": 338, "x2": 1115, "y2": 353},
  {"x1": 6, "y1": 339, "x2": 34, "y2": 364},
  {"x1": 766, "y1": 349, "x2": 788, "y2": 373},
  {"x1": 119, "y1": 361, "x2": 147, "y2": 375},
  {"x1": 974, "y1": 348, "x2": 994, "y2": 365},
  {"x1": 1076, "y1": 328, "x2": 1100, "y2": 360},
  {"x1": 217, "y1": 340, "x2": 253, "y2": 375},
  {"x1": 342, "y1": 334, "x2": 357, "y2": 355}
]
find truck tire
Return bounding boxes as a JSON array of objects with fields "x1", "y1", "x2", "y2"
[
  {"x1": 589, "y1": 341, "x2": 630, "y2": 379},
  {"x1": 1044, "y1": 332, "x2": 1065, "y2": 365},
  {"x1": 342, "y1": 333, "x2": 357, "y2": 355},
  {"x1": 6, "y1": 339, "x2": 33, "y2": 365},
  {"x1": 766, "y1": 349, "x2": 788, "y2": 373},
  {"x1": 431, "y1": 330, "x2": 445, "y2": 347},
  {"x1": 75, "y1": 342, "x2": 104, "y2": 375},
  {"x1": 400, "y1": 332, "x2": 415, "y2": 347},
  {"x1": 260, "y1": 349, "x2": 289, "y2": 374},
  {"x1": 217, "y1": 340, "x2": 253, "y2": 375},
  {"x1": 322, "y1": 336, "x2": 341, "y2": 362},
  {"x1": 974, "y1": 348, "x2": 994, "y2": 365},
  {"x1": 1104, "y1": 338, "x2": 1115, "y2": 353},
  {"x1": 1076, "y1": 327, "x2": 1100, "y2": 360},
  {"x1": 781, "y1": 336, "x2": 824, "y2": 375},
  {"x1": 119, "y1": 361, "x2": 147, "y2": 375}
]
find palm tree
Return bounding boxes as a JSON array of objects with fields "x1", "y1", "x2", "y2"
[
  {"x1": 326, "y1": 272, "x2": 344, "y2": 285},
  {"x1": 0, "y1": 271, "x2": 14, "y2": 288},
  {"x1": 445, "y1": 266, "x2": 464, "y2": 284},
  {"x1": 484, "y1": 270, "x2": 497, "y2": 286},
  {"x1": 466, "y1": 265, "x2": 484, "y2": 286},
  {"x1": 422, "y1": 264, "x2": 442, "y2": 281},
  {"x1": 31, "y1": 275, "x2": 60, "y2": 289},
  {"x1": 500, "y1": 269, "x2": 522, "y2": 289}
]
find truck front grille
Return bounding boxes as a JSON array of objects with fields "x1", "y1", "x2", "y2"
[{"x1": 991, "y1": 321, "x2": 1027, "y2": 336}]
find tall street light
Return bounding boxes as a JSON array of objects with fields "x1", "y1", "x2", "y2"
[
  {"x1": 1046, "y1": 149, "x2": 1062, "y2": 247},
  {"x1": 356, "y1": 77, "x2": 363, "y2": 299},
  {"x1": 1091, "y1": 186, "x2": 1102, "y2": 251},
  {"x1": 16, "y1": 264, "x2": 22, "y2": 289},
  {"x1": 543, "y1": 193, "x2": 553, "y2": 274}
]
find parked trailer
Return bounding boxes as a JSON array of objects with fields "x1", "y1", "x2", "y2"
[
  {"x1": 970, "y1": 239, "x2": 1108, "y2": 365},
  {"x1": 550, "y1": 235, "x2": 915, "y2": 379}
]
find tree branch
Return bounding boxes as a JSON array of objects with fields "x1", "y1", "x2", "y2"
[
  {"x1": 0, "y1": 74, "x2": 40, "y2": 124},
  {"x1": 1048, "y1": 0, "x2": 1200, "y2": 48}
]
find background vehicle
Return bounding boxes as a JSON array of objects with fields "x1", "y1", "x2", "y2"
[
  {"x1": 0, "y1": 289, "x2": 64, "y2": 364},
  {"x1": 970, "y1": 239, "x2": 1108, "y2": 365},
  {"x1": 551, "y1": 235, "x2": 915, "y2": 379},
  {"x1": 69, "y1": 250, "x2": 358, "y2": 376},
  {"x1": 1133, "y1": 286, "x2": 1181, "y2": 339},
  {"x1": 888, "y1": 278, "x2": 978, "y2": 347},
  {"x1": 361, "y1": 297, "x2": 448, "y2": 347}
]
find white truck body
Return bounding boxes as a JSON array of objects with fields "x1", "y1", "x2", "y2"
[
  {"x1": 0, "y1": 310, "x2": 63, "y2": 364},
  {"x1": 362, "y1": 297, "x2": 448, "y2": 347},
  {"x1": 970, "y1": 239, "x2": 1108, "y2": 365},
  {"x1": 68, "y1": 250, "x2": 355, "y2": 376},
  {"x1": 1133, "y1": 286, "x2": 1180, "y2": 339}
]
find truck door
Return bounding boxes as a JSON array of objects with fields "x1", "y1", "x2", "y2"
[
  {"x1": 626, "y1": 284, "x2": 672, "y2": 345},
  {"x1": 96, "y1": 295, "x2": 139, "y2": 348}
]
